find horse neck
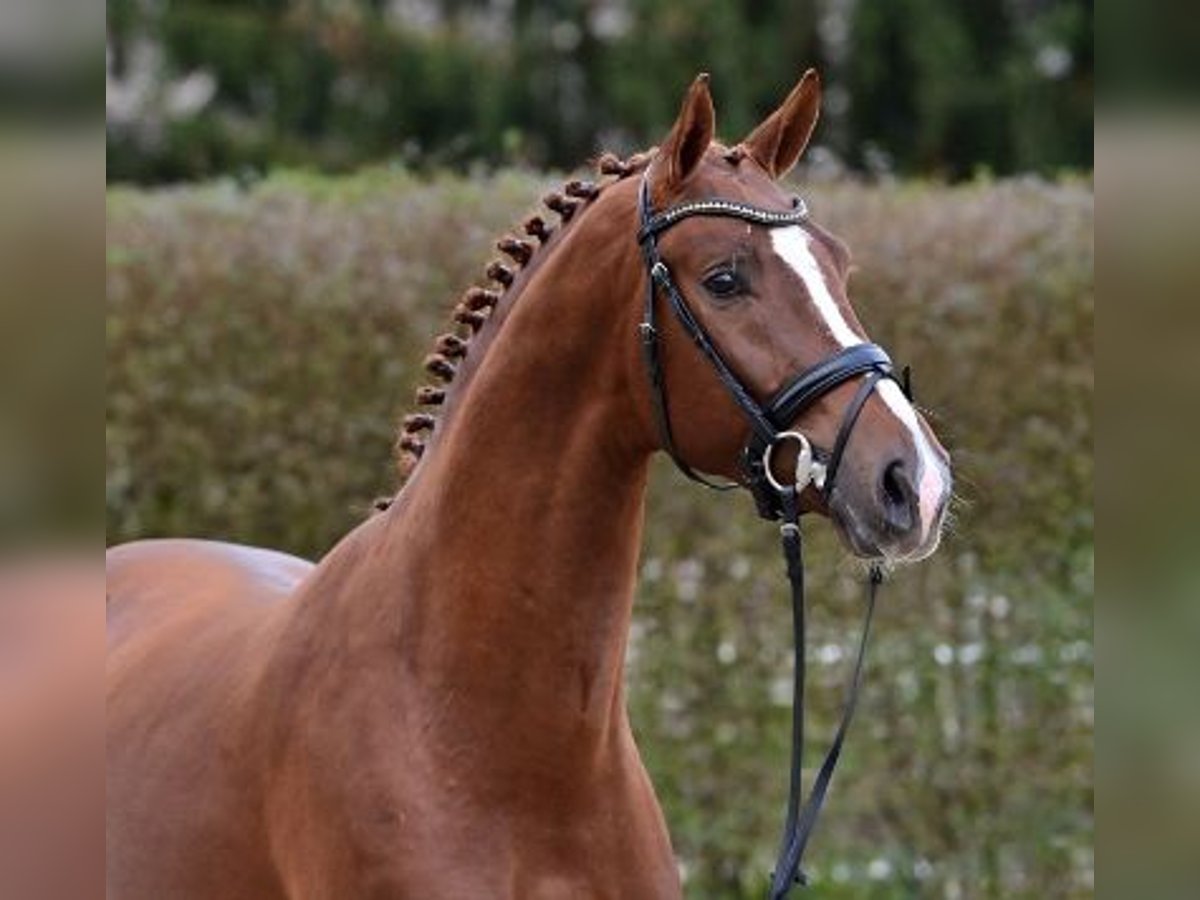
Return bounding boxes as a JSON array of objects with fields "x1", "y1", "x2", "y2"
[{"x1": 289, "y1": 183, "x2": 656, "y2": 757}]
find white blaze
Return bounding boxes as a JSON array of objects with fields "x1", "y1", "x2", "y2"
[
  {"x1": 770, "y1": 226, "x2": 947, "y2": 540},
  {"x1": 877, "y1": 380, "x2": 948, "y2": 540},
  {"x1": 770, "y1": 227, "x2": 860, "y2": 348}
]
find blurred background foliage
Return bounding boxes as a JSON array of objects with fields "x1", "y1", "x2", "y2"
[
  {"x1": 106, "y1": 169, "x2": 1093, "y2": 897},
  {"x1": 106, "y1": 0, "x2": 1093, "y2": 183}
]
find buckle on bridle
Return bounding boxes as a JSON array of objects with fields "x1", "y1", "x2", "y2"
[{"x1": 762, "y1": 431, "x2": 827, "y2": 495}]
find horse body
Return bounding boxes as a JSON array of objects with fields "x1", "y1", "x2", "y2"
[
  {"x1": 108, "y1": 534, "x2": 676, "y2": 900},
  {"x1": 106, "y1": 171, "x2": 682, "y2": 899},
  {"x1": 105, "y1": 71, "x2": 951, "y2": 899}
]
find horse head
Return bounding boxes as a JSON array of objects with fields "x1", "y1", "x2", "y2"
[{"x1": 635, "y1": 71, "x2": 952, "y2": 561}]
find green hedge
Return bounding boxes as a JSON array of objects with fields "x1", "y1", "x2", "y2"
[
  {"x1": 107, "y1": 1, "x2": 1093, "y2": 183},
  {"x1": 106, "y1": 169, "x2": 1093, "y2": 899}
]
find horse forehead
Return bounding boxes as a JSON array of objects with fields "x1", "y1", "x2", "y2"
[
  {"x1": 695, "y1": 159, "x2": 785, "y2": 204},
  {"x1": 662, "y1": 148, "x2": 766, "y2": 197}
]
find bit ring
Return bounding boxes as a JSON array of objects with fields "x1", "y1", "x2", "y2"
[{"x1": 763, "y1": 431, "x2": 820, "y2": 494}]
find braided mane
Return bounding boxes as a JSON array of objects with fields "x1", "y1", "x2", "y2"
[{"x1": 379, "y1": 150, "x2": 655, "y2": 507}]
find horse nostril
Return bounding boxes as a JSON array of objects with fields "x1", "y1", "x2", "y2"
[{"x1": 880, "y1": 460, "x2": 916, "y2": 534}]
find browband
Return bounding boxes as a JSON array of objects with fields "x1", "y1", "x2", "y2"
[{"x1": 639, "y1": 196, "x2": 809, "y2": 242}]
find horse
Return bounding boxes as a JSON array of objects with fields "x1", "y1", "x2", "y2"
[{"x1": 106, "y1": 70, "x2": 951, "y2": 899}]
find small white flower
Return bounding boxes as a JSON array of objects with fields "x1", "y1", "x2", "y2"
[
  {"x1": 165, "y1": 71, "x2": 216, "y2": 120},
  {"x1": 673, "y1": 558, "x2": 704, "y2": 603},
  {"x1": 769, "y1": 676, "x2": 793, "y2": 707},
  {"x1": 816, "y1": 643, "x2": 844, "y2": 665},
  {"x1": 867, "y1": 858, "x2": 893, "y2": 880},
  {"x1": 1012, "y1": 644, "x2": 1043, "y2": 666},
  {"x1": 958, "y1": 643, "x2": 983, "y2": 666},
  {"x1": 1059, "y1": 641, "x2": 1092, "y2": 664},
  {"x1": 728, "y1": 555, "x2": 751, "y2": 581},
  {"x1": 1035, "y1": 43, "x2": 1073, "y2": 79}
]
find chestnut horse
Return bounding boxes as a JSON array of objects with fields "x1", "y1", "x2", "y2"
[{"x1": 107, "y1": 72, "x2": 951, "y2": 899}]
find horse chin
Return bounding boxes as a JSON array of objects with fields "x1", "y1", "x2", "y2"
[
  {"x1": 827, "y1": 506, "x2": 887, "y2": 561},
  {"x1": 898, "y1": 527, "x2": 945, "y2": 563},
  {"x1": 825, "y1": 493, "x2": 945, "y2": 565}
]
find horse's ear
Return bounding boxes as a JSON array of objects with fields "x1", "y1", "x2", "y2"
[
  {"x1": 658, "y1": 73, "x2": 715, "y2": 190},
  {"x1": 740, "y1": 69, "x2": 821, "y2": 180}
]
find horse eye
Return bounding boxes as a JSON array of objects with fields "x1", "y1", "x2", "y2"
[{"x1": 702, "y1": 268, "x2": 743, "y2": 299}]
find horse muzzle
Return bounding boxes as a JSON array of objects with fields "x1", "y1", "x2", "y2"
[{"x1": 829, "y1": 447, "x2": 952, "y2": 562}]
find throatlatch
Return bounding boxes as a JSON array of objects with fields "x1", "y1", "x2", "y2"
[{"x1": 635, "y1": 169, "x2": 905, "y2": 898}]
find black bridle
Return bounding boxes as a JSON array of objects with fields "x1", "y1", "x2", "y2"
[{"x1": 636, "y1": 171, "x2": 905, "y2": 898}]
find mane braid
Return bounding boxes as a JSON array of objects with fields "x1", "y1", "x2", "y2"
[{"x1": 382, "y1": 152, "x2": 653, "y2": 506}]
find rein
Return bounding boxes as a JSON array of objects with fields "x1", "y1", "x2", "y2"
[{"x1": 636, "y1": 171, "x2": 903, "y2": 898}]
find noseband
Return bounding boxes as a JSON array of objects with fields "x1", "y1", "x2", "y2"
[{"x1": 636, "y1": 170, "x2": 907, "y2": 898}]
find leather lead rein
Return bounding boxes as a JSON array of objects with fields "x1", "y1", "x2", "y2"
[{"x1": 635, "y1": 170, "x2": 900, "y2": 898}]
